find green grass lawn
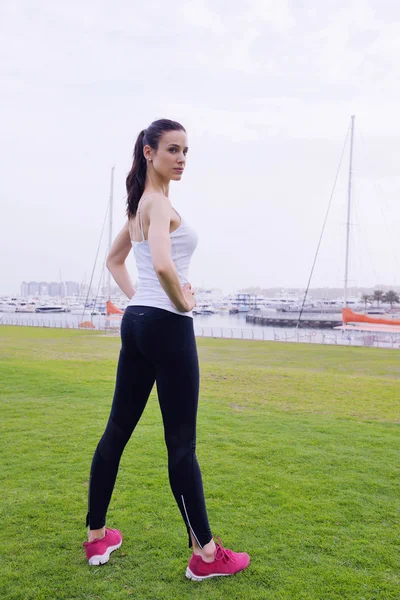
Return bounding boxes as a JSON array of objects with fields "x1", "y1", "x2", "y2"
[{"x1": 0, "y1": 326, "x2": 399, "y2": 600}]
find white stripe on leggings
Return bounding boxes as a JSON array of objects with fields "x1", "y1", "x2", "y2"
[{"x1": 181, "y1": 494, "x2": 202, "y2": 549}]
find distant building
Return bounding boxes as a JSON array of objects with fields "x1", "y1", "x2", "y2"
[
  {"x1": 39, "y1": 281, "x2": 50, "y2": 296},
  {"x1": 49, "y1": 282, "x2": 62, "y2": 297},
  {"x1": 80, "y1": 283, "x2": 89, "y2": 296},
  {"x1": 20, "y1": 280, "x2": 82, "y2": 297},
  {"x1": 21, "y1": 281, "x2": 30, "y2": 296},
  {"x1": 28, "y1": 281, "x2": 40, "y2": 296},
  {"x1": 101, "y1": 284, "x2": 120, "y2": 297},
  {"x1": 65, "y1": 281, "x2": 80, "y2": 296}
]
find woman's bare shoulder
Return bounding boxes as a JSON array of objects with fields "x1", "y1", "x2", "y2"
[
  {"x1": 143, "y1": 193, "x2": 172, "y2": 216},
  {"x1": 143, "y1": 192, "x2": 171, "y2": 205}
]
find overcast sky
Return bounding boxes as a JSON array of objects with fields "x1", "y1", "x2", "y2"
[{"x1": 1, "y1": 0, "x2": 400, "y2": 296}]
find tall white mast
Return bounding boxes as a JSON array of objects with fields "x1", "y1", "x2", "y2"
[
  {"x1": 344, "y1": 115, "x2": 355, "y2": 307},
  {"x1": 107, "y1": 166, "x2": 115, "y2": 301}
]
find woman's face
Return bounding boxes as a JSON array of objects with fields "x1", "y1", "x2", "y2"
[{"x1": 145, "y1": 130, "x2": 188, "y2": 181}]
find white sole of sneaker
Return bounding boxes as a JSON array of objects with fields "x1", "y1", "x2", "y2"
[
  {"x1": 88, "y1": 541, "x2": 122, "y2": 566},
  {"x1": 185, "y1": 567, "x2": 231, "y2": 581}
]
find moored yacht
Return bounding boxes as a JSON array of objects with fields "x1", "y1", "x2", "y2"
[
  {"x1": 225, "y1": 293, "x2": 267, "y2": 313},
  {"x1": 193, "y1": 303, "x2": 217, "y2": 315},
  {"x1": 0, "y1": 300, "x2": 17, "y2": 313},
  {"x1": 35, "y1": 305, "x2": 67, "y2": 313},
  {"x1": 15, "y1": 301, "x2": 38, "y2": 313}
]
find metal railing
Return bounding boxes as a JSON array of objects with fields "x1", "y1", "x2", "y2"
[
  {"x1": 1, "y1": 317, "x2": 400, "y2": 349},
  {"x1": 0, "y1": 317, "x2": 90, "y2": 329},
  {"x1": 194, "y1": 326, "x2": 400, "y2": 348}
]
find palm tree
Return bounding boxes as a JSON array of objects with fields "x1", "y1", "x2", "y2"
[
  {"x1": 360, "y1": 293, "x2": 371, "y2": 309},
  {"x1": 383, "y1": 290, "x2": 400, "y2": 308},
  {"x1": 372, "y1": 289, "x2": 385, "y2": 307}
]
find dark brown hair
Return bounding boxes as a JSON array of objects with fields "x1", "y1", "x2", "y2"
[{"x1": 126, "y1": 118, "x2": 186, "y2": 218}]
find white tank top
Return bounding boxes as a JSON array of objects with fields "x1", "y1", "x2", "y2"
[{"x1": 128, "y1": 195, "x2": 198, "y2": 318}]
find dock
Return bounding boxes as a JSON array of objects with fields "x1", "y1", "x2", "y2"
[{"x1": 246, "y1": 311, "x2": 342, "y2": 329}]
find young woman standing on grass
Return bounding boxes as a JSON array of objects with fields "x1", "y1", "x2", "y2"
[{"x1": 83, "y1": 119, "x2": 250, "y2": 580}]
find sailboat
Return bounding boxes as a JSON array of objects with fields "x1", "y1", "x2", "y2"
[
  {"x1": 336, "y1": 116, "x2": 400, "y2": 339},
  {"x1": 342, "y1": 307, "x2": 400, "y2": 329},
  {"x1": 77, "y1": 167, "x2": 124, "y2": 329},
  {"x1": 103, "y1": 167, "x2": 125, "y2": 330}
]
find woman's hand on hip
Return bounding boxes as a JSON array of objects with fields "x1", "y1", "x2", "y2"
[{"x1": 182, "y1": 283, "x2": 196, "y2": 312}]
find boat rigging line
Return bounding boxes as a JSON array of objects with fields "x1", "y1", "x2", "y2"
[
  {"x1": 90, "y1": 167, "x2": 116, "y2": 318},
  {"x1": 80, "y1": 194, "x2": 110, "y2": 322}
]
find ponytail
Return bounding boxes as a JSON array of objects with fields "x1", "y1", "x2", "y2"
[{"x1": 126, "y1": 130, "x2": 147, "y2": 218}]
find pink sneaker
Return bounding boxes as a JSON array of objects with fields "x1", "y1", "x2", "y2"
[
  {"x1": 186, "y1": 538, "x2": 250, "y2": 581},
  {"x1": 83, "y1": 528, "x2": 122, "y2": 565}
]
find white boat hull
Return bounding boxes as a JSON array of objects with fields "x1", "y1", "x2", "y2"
[
  {"x1": 0, "y1": 305, "x2": 17, "y2": 313},
  {"x1": 36, "y1": 307, "x2": 67, "y2": 313}
]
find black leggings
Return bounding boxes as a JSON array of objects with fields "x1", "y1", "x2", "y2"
[{"x1": 86, "y1": 305, "x2": 213, "y2": 548}]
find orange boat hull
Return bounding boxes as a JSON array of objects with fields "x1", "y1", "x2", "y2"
[
  {"x1": 342, "y1": 307, "x2": 400, "y2": 326},
  {"x1": 106, "y1": 300, "x2": 124, "y2": 316}
]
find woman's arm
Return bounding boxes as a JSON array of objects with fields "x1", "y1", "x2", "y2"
[
  {"x1": 147, "y1": 195, "x2": 195, "y2": 313},
  {"x1": 106, "y1": 221, "x2": 135, "y2": 299}
]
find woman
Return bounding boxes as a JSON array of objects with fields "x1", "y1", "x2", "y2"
[{"x1": 83, "y1": 119, "x2": 250, "y2": 581}]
